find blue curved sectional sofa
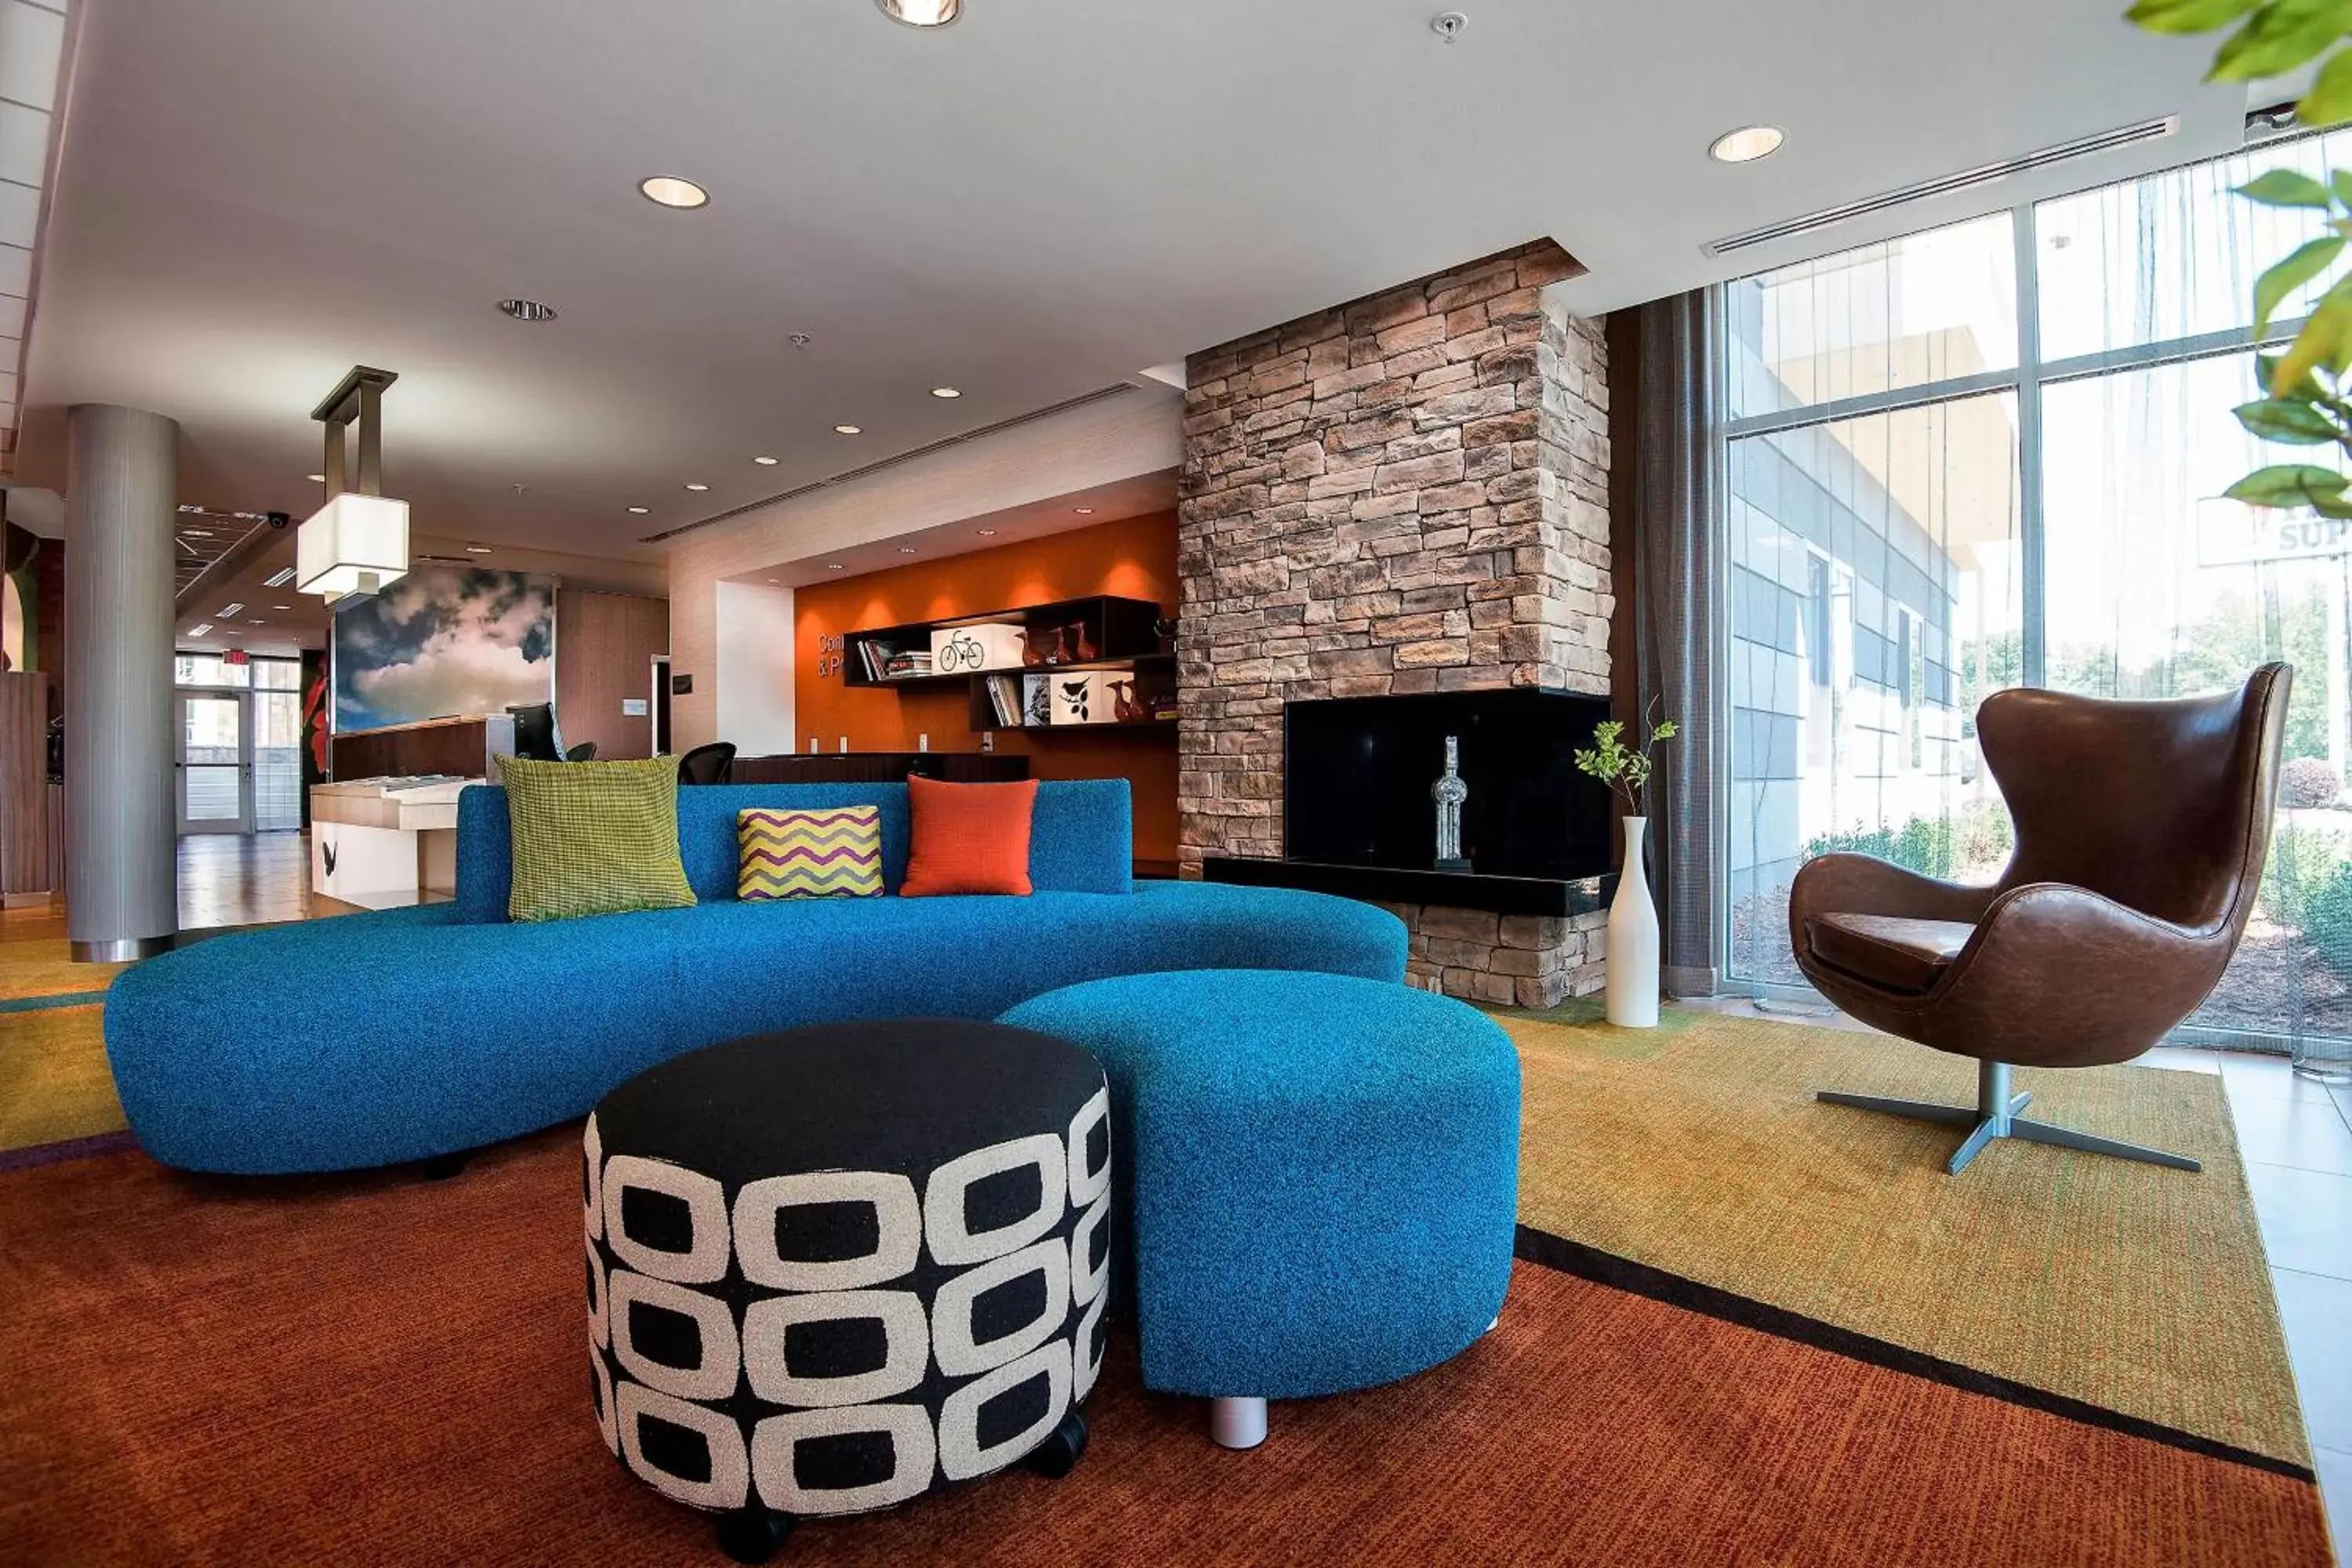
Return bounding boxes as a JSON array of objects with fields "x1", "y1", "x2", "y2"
[{"x1": 103, "y1": 779, "x2": 1406, "y2": 1174}]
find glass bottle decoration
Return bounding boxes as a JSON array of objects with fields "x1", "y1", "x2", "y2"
[{"x1": 1432, "y1": 735, "x2": 1471, "y2": 872}]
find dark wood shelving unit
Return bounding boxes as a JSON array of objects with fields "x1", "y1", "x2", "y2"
[
  {"x1": 842, "y1": 594, "x2": 1179, "y2": 737},
  {"x1": 843, "y1": 594, "x2": 1163, "y2": 688}
]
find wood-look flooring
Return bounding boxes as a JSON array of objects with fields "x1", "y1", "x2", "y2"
[{"x1": 177, "y1": 831, "x2": 335, "y2": 931}]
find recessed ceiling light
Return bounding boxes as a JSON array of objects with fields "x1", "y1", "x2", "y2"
[
  {"x1": 497, "y1": 298, "x2": 559, "y2": 322},
  {"x1": 265, "y1": 568, "x2": 296, "y2": 587},
  {"x1": 1073, "y1": 506, "x2": 1095, "y2": 514},
  {"x1": 975, "y1": 528, "x2": 997, "y2": 536},
  {"x1": 191, "y1": 622, "x2": 213, "y2": 637},
  {"x1": 218, "y1": 603, "x2": 244, "y2": 617},
  {"x1": 180, "y1": 528, "x2": 213, "y2": 539},
  {"x1": 464, "y1": 544, "x2": 494, "y2": 554},
  {"x1": 273, "y1": 604, "x2": 292, "y2": 611},
  {"x1": 767, "y1": 578, "x2": 780, "y2": 584},
  {"x1": 1708, "y1": 125, "x2": 1785, "y2": 164},
  {"x1": 307, "y1": 474, "x2": 326, "y2": 484},
  {"x1": 249, "y1": 619, "x2": 266, "y2": 626},
  {"x1": 834, "y1": 424, "x2": 863, "y2": 435},
  {"x1": 638, "y1": 176, "x2": 710, "y2": 209},
  {"x1": 753, "y1": 456, "x2": 780, "y2": 466},
  {"x1": 684, "y1": 482, "x2": 710, "y2": 492},
  {"x1": 877, "y1": 0, "x2": 960, "y2": 25},
  {"x1": 930, "y1": 387, "x2": 961, "y2": 398},
  {"x1": 627, "y1": 506, "x2": 650, "y2": 515},
  {"x1": 827, "y1": 564, "x2": 845, "y2": 571},
  {"x1": 897, "y1": 546, "x2": 919, "y2": 554}
]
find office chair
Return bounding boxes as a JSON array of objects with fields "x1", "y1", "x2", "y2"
[{"x1": 677, "y1": 742, "x2": 737, "y2": 786}]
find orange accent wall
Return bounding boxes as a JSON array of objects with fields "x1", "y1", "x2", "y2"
[{"x1": 793, "y1": 511, "x2": 1181, "y2": 867}]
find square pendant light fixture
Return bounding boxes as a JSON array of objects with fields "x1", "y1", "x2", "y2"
[
  {"x1": 296, "y1": 492, "x2": 411, "y2": 597},
  {"x1": 299, "y1": 366, "x2": 411, "y2": 598}
]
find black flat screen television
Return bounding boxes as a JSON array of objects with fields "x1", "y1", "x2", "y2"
[{"x1": 1283, "y1": 689, "x2": 1615, "y2": 881}]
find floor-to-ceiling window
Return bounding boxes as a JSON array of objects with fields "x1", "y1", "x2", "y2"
[{"x1": 1720, "y1": 129, "x2": 2352, "y2": 1051}]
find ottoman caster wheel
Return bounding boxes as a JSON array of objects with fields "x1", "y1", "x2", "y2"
[
  {"x1": 713, "y1": 1506, "x2": 796, "y2": 1563},
  {"x1": 1024, "y1": 1406, "x2": 1089, "y2": 1479},
  {"x1": 417, "y1": 1153, "x2": 467, "y2": 1181}
]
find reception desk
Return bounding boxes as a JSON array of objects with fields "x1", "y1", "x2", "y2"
[
  {"x1": 330, "y1": 713, "x2": 517, "y2": 783},
  {"x1": 310, "y1": 778, "x2": 468, "y2": 910}
]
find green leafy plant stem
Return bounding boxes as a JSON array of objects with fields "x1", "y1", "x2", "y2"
[{"x1": 1573, "y1": 699, "x2": 1680, "y2": 819}]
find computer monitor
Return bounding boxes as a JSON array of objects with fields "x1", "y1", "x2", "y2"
[{"x1": 506, "y1": 702, "x2": 561, "y2": 763}]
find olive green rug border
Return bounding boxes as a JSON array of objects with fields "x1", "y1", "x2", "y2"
[{"x1": 1499, "y1": 1005, "x2": 2311, "y2": 1468}]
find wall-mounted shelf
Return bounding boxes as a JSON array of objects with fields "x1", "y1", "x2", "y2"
[
  {"x1": 840, "y1": 594, "x2": 1179, "y2": 737},
  {"x1": 971, "y1": 654, "x2": 1177, "y2": 733},
  {"x1": 843, "y1": 594, "x2": 1166, "y2": 688}
]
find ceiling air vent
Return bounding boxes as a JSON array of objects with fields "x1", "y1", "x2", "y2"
[{"x1": 1704, "y1": 115, "x2": 2179, "y2": 258}]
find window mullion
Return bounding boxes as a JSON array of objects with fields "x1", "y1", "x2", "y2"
[
  {"x1": 2016, "y1": 201, "x2": 2046, "y2": 688},
  {"x1": 1722, "y1": 367, "x2": 2024, "y2": 440}
]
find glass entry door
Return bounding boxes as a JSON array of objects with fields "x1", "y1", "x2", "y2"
[{"x1": 176, "y1": 689, "x2": 252, "y2": 834}]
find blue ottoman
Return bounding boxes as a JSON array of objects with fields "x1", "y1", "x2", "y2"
[{"x1": 999, "y1": 969, "x2": 1518, "y2": 1448}]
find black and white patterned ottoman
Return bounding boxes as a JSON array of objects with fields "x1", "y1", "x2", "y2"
[{"x1": 585, "y1": 1018, "x2": 1110, "y2": 1562}]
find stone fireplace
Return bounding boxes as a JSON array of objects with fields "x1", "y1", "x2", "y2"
[{"x1": 1174, "y1": 240, "x2": 1615, "y2": 1006}]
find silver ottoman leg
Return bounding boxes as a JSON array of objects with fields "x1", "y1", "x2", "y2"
[{"x1": 1209, "y1": 1396, "x2": 1268, "y2": 1450}]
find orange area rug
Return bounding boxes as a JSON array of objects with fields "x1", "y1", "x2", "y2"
[{"x1": 0, "y1": 1131, "x2": 2329, "y2": 1567}]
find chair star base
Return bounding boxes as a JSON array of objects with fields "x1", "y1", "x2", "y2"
[{"x1": 1817, "y1": 1060, "x2": 2201, "y2": 1177}]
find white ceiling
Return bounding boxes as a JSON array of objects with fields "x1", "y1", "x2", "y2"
[
  {"x1": 0, "y1": 0, "x2": 67, "y2": 454},
  {"x1": 169, "y1": 527, "x2": 667, "y2": 655},
  {"x1": 18, "y1": 0, "x2": 2246, "y2": 566},
  {"x1": 739, "y1": 470, "x2": 1178, "y2": 590}
]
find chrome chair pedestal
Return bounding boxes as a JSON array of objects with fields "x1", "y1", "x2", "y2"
[{"x1": 1817, "y1": 1060, "x2": 2200, "y2": 1177}]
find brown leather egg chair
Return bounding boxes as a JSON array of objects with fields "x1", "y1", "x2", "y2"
[{"x1": 1792, "y1": 662, "x2": 2291, "y2": 1176}]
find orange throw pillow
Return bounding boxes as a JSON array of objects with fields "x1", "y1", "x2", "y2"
[{"x1": 898, "y1": 776, "x2": 1038, "y2": 897}]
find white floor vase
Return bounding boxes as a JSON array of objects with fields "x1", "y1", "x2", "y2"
[{"x1": 1606, "y1": 815, "x2": 1661, "y2": 1028}]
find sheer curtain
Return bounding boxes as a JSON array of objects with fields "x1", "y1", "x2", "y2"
[{"x1": 1630, "y1": 291, "x2": 1722, "y2": 996}]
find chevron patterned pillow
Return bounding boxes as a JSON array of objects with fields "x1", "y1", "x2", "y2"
[{"x1": 737, "y1": 806, "x2": 885, "y2": 900}]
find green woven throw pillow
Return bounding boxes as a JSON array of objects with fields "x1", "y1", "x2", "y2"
[{"x1": 499, "y1": 754, "x2": 697, "y2": 922}]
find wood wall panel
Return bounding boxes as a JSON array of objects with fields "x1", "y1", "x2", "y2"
[
  {"x1": 556, "y1": 590, "x2": 670, "y2": 760},
  {"x1": 332, "y1": 718, "x2": 494, "y2": 781},
  {"x1": 1, "y1": 671, "x2": 54, "y2": 897}
]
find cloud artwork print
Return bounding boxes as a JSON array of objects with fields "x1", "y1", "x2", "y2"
[{"x1": 332, "y1": 567, "x2": 556, "y2": 732}]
